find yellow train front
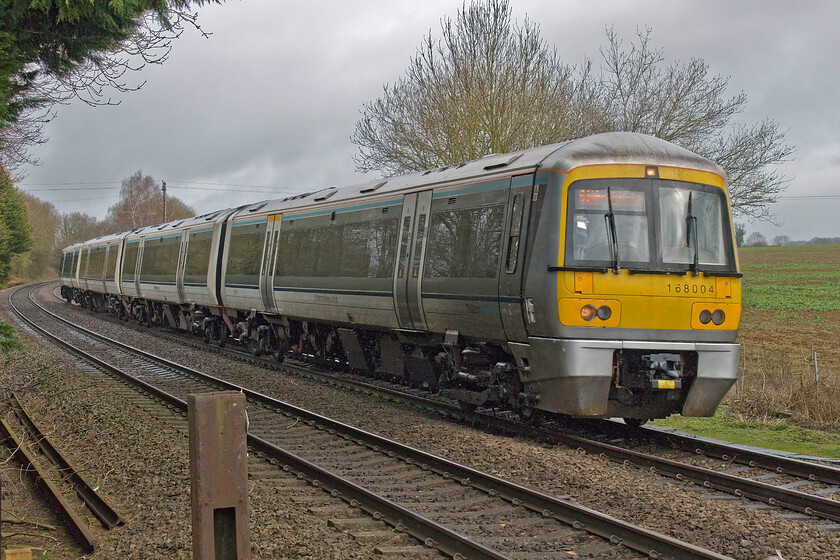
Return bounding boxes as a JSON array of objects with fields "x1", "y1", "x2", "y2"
[{"x1": 515, "y1": 133, "x2": 741, "y2": 423}]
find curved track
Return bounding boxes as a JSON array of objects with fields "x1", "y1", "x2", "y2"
[
  {"x1": 13, "y1": 282, "x2": 734, "y2": 560},
  {"x1": 47, "y1": 281, "x2": 840, "y2": 529}
]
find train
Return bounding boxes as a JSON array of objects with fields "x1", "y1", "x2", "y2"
[{"x1": 58, "y1": 132, "x2": 742, "y2": 425}]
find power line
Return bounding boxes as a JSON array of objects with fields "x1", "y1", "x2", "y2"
[
  {"x1": 19, "y1": 179, "x2": 300, "y2": 191},
  {"x1": 777, "y1": 195, "x2": 840, "y2": 200}
]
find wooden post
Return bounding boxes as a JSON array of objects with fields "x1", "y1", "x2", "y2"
[{"x1": 188, "y1": 392, "x2": 250, "y2": 560}]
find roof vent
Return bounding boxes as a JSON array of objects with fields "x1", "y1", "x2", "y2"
[
  {"x1": 360, "y1": 180, "x2": 387, "y2": 193},
  {"x1": 314, "y1": 188, "x2": 337, "y2": 202},
  {"x1": 483, "y1": 153, "x2": 522, "y2": 170}
]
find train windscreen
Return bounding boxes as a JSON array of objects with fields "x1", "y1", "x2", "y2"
[{"x1": 565, "y1": 178, "x2": 734, "y2": 273}]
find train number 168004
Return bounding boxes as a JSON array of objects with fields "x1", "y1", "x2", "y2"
[{"x1": 666, "y1": 282, "x2": 714, "y2": 295}]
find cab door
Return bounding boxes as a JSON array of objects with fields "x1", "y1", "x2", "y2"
[
  {"x1": 499, "y1": 174, "x2": 535, "y2": 342},
  {"x1": 176, "y1": 231, "x2": 188, "y2": 303},
  {"x1": 259, "y1": 215, "x2": 282, "y2": 313},
  {"x1": 394, "y1": 191, "x2": 432, "y2": 330}
]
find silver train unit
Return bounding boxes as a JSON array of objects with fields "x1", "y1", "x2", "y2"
[{"x1": 59, "y1": 132, "x2": 743, "y2": 423}]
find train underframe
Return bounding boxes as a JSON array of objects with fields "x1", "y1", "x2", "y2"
[{"x1": 64, "y1": 289, "x2": 721, "y2": 424}]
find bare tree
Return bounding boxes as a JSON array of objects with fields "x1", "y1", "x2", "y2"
[
  {"x1": 58, "y1": 212, "x2": 106, "y2": 249},
  {"x1": 744, "y1": 231, "x2": 768, "y2": 247},
  {"x1": 352, "y1": 0, "x2": 602, "y2": 175},
  {"x1": 772, "y1": 235, "x2": 791, "y2": 247},
  {"x1": 352, "y1": 1, "x2": 793, "y2": 221},
  {"x1": 104, "y1": 171, "x2": 194, "y2": 232}
]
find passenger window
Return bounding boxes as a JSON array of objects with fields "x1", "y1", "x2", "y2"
[
  {"x1": 505, "y1": 194, "x2": 523, "y2": 273},
  {"x1": 398, "y1": 216, "x2": 412, "y2": 278},
  {"x1": 412, "y1": 214, "x2": 426, "y2": 278},
  {"x1": 426, "y1": 204, "x2": 505, "y2": 279}
]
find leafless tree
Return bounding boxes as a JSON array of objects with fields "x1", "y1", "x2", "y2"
[
  {"x1": 104, "y1": 171, "x2": 194, "y2": 232},
  {"x1": 353, "y1": 1, "x2": 793, "y2": 221},
  {"x1": 772, "y1": 235, "x2": 791, "y2": 246},
  {"x1": 352, "y1": 0, "x2": 603, "y2": 175},
  {"x1": 744, "y1": 231, "x2": 768, "y2": 247}
]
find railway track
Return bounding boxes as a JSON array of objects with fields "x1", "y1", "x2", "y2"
[
  {"x1": 12, "y1": 282, "x2": 734, "y2": 559},
  {"x1": 40, "y1": 281, "x2": 840, "y2": 532}
]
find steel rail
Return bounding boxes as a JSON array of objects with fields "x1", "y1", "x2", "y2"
[
  {"x1": 51, "y1": 282, "x2": 840, "y2": 526},
  {"x1": 23, "y1": 283, "x2": 734, "y2": 560},
  {"x1": 541, "y1": 427, "x2": 840, "y2": 522},
  {"x1": 12, "y1": 285, "x2": 515, "y2": 560},
  {"x1": 10, "y1": 392, "x2": 125, "y2": 529},
  {"x1": 0, "y1": 418, "x2": 96, "y2": 553},
  {"x1": 639, "y1": 425, "x2": 840, "y2": 485}
]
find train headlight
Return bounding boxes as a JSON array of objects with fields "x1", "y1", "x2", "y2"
[
  {"x1": 712, "y1": 309, "x2": 725, "y2": 325},
  {"x1": 699, "y1": 309, "x2": 712, "y2": 324},
  {"x1": 580, "y1": 304, "x2": 597, "y2": 321},
  {"x1": 596, "y1": 305, "x2": 612, "y2": 320}
]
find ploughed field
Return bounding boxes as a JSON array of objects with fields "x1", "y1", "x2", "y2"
[
  {"x1": 737, "y1": 244, "x2": 840, "y2": 423},
  {"x1": 657, "y1": 244, "x2": 840, "y2": 454}
]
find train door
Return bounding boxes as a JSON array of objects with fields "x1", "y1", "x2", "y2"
[
  {"x1": 135, "y1": 239, "x2": 145, "y2": 298},
  {"x1": 499, "y1": 174, "x2": 535, "y2": 342},
  {"x1": 259, "y1": 216, "x2": 282, "y2": 313},
  {"x1": 176, "y1": 231, "x2": 188, "y2": 302},
  {"x1": 394, "y1": 191, "x2": 432, "y2": 330}
]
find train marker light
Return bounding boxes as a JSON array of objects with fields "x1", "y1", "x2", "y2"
[
  {"x1": 712, "y1": 309, "x2": 725, "y2": 325},
  {"x1": 580, "y1": 304, "x2": 597, "y2": 321},
  {"x1": 645, "y1": 166, "x2": 659, "y2": 178},
  {"x1": 596, "y1": 305, "x2": 612, "y2": 320},
  {"x1": 699, "y1": 309, "x2": 712, "y2": 324}
]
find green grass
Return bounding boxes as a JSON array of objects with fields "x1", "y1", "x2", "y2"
[
  {"x1": 739, "y1": 246, "x2": 840, "y2": 312},
  {"x1": 651, "y1": 410, "x2": 840, "y2": 459},
  {"x1": 0, "y1": 321, "x2": 23, "y2": 353}
]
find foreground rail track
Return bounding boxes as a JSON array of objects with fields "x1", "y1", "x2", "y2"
[
  {"x1": 42, "y1": 278, "x2": 840, "y2": 530},
  {"x1": 12, "y1": 282, "x2": 734, "y2": 559}
]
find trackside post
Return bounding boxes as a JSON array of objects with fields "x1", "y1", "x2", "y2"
[{"x1": 188, "y1": 392, "x2": 250, "y2": 560}]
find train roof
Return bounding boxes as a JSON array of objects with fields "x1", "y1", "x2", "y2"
[
  {"x1": 545, "y1": 132, "x2": 724, "y2": 176},
  {"x1": 122, "y1": 206, "x2": 245, "y2": 240},
  {"x1": 61, "y1": 132, "x2": 726, "y2": 249},
  {"x1": 228, "y1": 132, "x2": 725, "y2": 221}
]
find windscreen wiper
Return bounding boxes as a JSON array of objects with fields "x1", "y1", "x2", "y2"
[
  {"x1": 604, "y1": 187, "x2": 621, "y2": 274},
  {"x1": 686, "y1": 191, "x2": 699, "y2": 276}
]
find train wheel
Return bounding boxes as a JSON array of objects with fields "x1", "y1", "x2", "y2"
[
  {"x1": 522, "y1": 408, "x2": 545, "y2": 427},
  {"x1": 623, "y1": 417, "x2": 648, "y2": 429}
]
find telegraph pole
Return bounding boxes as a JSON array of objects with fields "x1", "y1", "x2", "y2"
[{"x1": 162, "y1": 181, "x2": 167, "y2": 222}]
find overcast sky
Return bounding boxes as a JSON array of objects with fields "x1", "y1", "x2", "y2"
[{"x1": 17, "y1": 0, "x2": 840, "y2": 242}]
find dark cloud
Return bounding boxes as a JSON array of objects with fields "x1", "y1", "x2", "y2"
[{"x1": 18, "y1": 0, "x2": 840, "y2": 240}]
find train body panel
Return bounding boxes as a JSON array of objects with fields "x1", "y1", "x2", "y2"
[{"x1": 60, "y1": 132, "x2": 743, "y2": 422}]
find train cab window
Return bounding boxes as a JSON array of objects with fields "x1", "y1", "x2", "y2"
[
  {"x1": 659, "y1": 186, "x2": 727, "y2": 266},
  {"x1": 565, "y1": 179, "x2": 734, "y2": 272},
  {"x1": 567, "y1": 184, "x2": 651, "y2": 265}
]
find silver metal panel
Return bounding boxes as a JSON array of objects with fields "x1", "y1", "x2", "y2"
[
  {"x1": 523, "y1": 337, "x2": 617, "y2": 415},
  {"x1": 273, "y1": 291, "x2": 399, "y2": 330},
  {"x1": 682, "y1": 343, "x2": 741, "y2": 416},
  {"x1": 137, "y1": 282, "x2": 181, "y2": 303}
]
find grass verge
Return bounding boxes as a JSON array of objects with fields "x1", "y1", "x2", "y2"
[{"x1": 651, "y1": 408, "x2": 840, "y2": 459}]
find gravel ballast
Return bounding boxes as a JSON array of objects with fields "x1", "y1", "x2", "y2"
[{"x1": 3, "y1": 283, "x2": 839, "y2": 559}]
